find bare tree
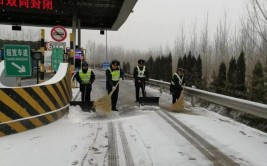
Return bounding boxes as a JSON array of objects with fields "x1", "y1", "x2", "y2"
[
  {"x1": 173, "y1": 22, "x2": 186, "y2": 72},
  {"x1": 213, "y1": 7, "x2": 231, "y2": 70},
  {"x1": 242, "y1": 0, "x2": 267, "y2": 57},
  {"x1": 0, "y1": 26, "x2": 39, "y2": 41},
  {"x1": 85, "y1": 40, "x2": 97, "y2": 67},
  {"x1": 188, "y1": 17, "x2": 198, "y2": 55},
  {"x1": 199, "y1": 12, "x2": 212, "y2": 84},
  {"x1": 229, "y1": 27, "x2": 242, "y2": 58}
]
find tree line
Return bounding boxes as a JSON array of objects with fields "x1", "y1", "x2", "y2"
[{"x1": 121, "y1": 49, "x2": 266, "y2": 104}]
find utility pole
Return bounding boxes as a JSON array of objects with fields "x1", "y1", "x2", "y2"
[{"x1": 106, "y1": 30, "x2": 108, "y2": 62}]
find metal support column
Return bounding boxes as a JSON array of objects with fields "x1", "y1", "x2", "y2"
[
  {"x1": 70, "y1": 13, "x2": 77, "y2": 74},
  {"x1": 40, "y1": 29, "x2": 45, "y2": 83},
  {"x1": 69, "y1": 33, "x2": 74, "y2": 74},
  {"x1": 78, "y1": 18, "x2": 81, "y2": 48},
  {"x1": 106, "y1": 30, "x2": 108, "y2": 62}
]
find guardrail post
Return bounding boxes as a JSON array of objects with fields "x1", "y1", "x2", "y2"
[
  {"x1": 159, "y1": 80, "x2": 163, "y2": 93},
  {"x1": 191, "y1": 85, "x2": 196, "y2": 107},
  {"x1": 17, "y1": 77, "x2": 21, "y2": 87}
]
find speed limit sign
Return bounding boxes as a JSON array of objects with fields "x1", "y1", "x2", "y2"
[{"x1": 50, "y1": 25, "x2": 67, "y2": 42}]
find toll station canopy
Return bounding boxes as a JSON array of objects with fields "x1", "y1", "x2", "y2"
[{"x1": 0, "y1": 0, "x2": 137, "y2": 30}]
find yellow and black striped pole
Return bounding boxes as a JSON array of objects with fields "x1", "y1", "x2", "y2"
[
  {"x1": 39, "y1": 29, "x2": 45, "y2": 83},
  {"x1": 69, "y1": 33, "x2": 74, "y2": 74},
  {"x1": 69, "y1": 33, "x2": 75, "y2": 87}
]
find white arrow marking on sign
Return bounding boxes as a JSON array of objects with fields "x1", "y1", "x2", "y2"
[{"x1": 11, "y1": 62, "x2": 26, "y2": 73}]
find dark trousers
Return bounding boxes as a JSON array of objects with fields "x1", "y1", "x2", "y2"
[
  {"x1": 135, "y1": 81, "x2": 146, "y2": 100},
  {"x1": 108, "y1": 86, "x2": 119, "y2": 109},
  {"x1": 81, "y1": 90, "x2": 91, "y2": 103},
  {"x1": 172, "y1": 90, "x2": 182, "y2": 104}
]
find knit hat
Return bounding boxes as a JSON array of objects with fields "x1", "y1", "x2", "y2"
[
  {"x1": 111, "y1": 59, "x2": 119, "y2": 66},
  {"x1": 138, "y1": 59, "x2": 145, "y2": 64},
  {"x1": 82, "y1": 61, "x2": 88, "y2": 66},
  {"x1": 177, "y1": 68, "x2": 184, "y2": 72}
]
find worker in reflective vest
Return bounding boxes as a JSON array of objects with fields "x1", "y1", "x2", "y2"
[
  {"x1": 106, "y1": 59, "x2": 124, "y2": 111},
  {"x1": 170, "y1": 68, "x2": 184, "y2": 104},
  {"x1": 76, "y1": 61, "x2": 95, "y2": 107},
  {"x1": 133, "y1": 59, "x2": 149, "y2": 102}
]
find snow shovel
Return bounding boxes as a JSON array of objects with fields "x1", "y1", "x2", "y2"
[
  {"x1": 139, "y1": 82, "x2": 159, "y2": 106},
  {"x1": 70, "y1": 85, "x2": 95, "y2": 112}
]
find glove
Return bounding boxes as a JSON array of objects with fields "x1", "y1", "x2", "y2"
[{"x1": 112, "y1": 86, "x2": 116, "y2": 91}]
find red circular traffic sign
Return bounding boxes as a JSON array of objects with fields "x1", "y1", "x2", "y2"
[{"x1": 50, "y1": 25, "x2": 67, "y2": 42}]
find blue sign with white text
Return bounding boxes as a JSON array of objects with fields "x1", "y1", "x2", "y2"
[{"x1": 102, "y1": 62, "x2": 109, "y2": 69}]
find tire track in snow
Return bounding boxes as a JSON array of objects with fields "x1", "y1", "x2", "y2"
[
  {"x1": 157, "y1": 110, "x2": 238, "y2": 166},
  {"x1": 80, "y1": 122, "x2": 106, "y2": 166},
  {"x1": 117, "y1": 121, "x2": 135, "y2": 166}
]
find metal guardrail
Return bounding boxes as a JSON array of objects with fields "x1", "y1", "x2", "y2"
[{"x1": 125, "y1": 74, "x2": 267, "y2": 120}]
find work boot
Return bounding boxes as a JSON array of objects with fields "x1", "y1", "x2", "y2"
[
  {"x1": 112, "y1": 107, "x2": 119, "y2": 111},
  {"x1": 135, "y1": 99, "x2": 139, "y2": 103},
  {"x1": 91, "y1": 107, "x2": 96, "y2": 112}
]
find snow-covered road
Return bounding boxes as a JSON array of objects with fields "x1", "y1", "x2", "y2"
[{"x1": 0, "y1": 70, "x2": 267, "y2": 166}]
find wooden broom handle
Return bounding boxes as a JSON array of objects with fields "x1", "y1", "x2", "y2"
[{"x1": 109, "y1": 79, "x2": 122, "y2": 96}]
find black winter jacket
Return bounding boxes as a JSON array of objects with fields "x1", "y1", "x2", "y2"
[
  {"x1": 133, "y1": 66, "x2": 149, "y2": 82},
  {"x1": 170, "y1": 73, "x2": 184, "y2": 94}
]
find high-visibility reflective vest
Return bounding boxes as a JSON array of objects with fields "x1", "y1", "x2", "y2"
[
  {"x1": 172, "y1": 73, "x2": 183, "y2": 85},
  {"x1": 79, "y1": 69, "x2": 91, "y2": 83},
  {"x1": 137, "y1": 66, "x2": 146, "y2": 78},
  {"x1": 108, "y1": 67, "x2": 120, "y2": 81}
]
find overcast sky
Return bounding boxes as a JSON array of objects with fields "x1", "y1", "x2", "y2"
[{"x1": 80, "y1": 0, "x2": 246, "y2": 51}]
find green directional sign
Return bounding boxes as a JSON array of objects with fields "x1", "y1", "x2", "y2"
[
  {"x1": 52, "y1": 48, "x2": 63, "y2": 71},
  {"x1": 4, "y1": 45, "x2": 31, "y2": 77}
]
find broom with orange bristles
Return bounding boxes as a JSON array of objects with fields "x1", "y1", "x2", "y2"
[
  {"x1": 170, "y1": 90, "x2": 185, "y2": 112},
  {"x1": 93, "y1": 80, "x2": 121, "y2": 113}
]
